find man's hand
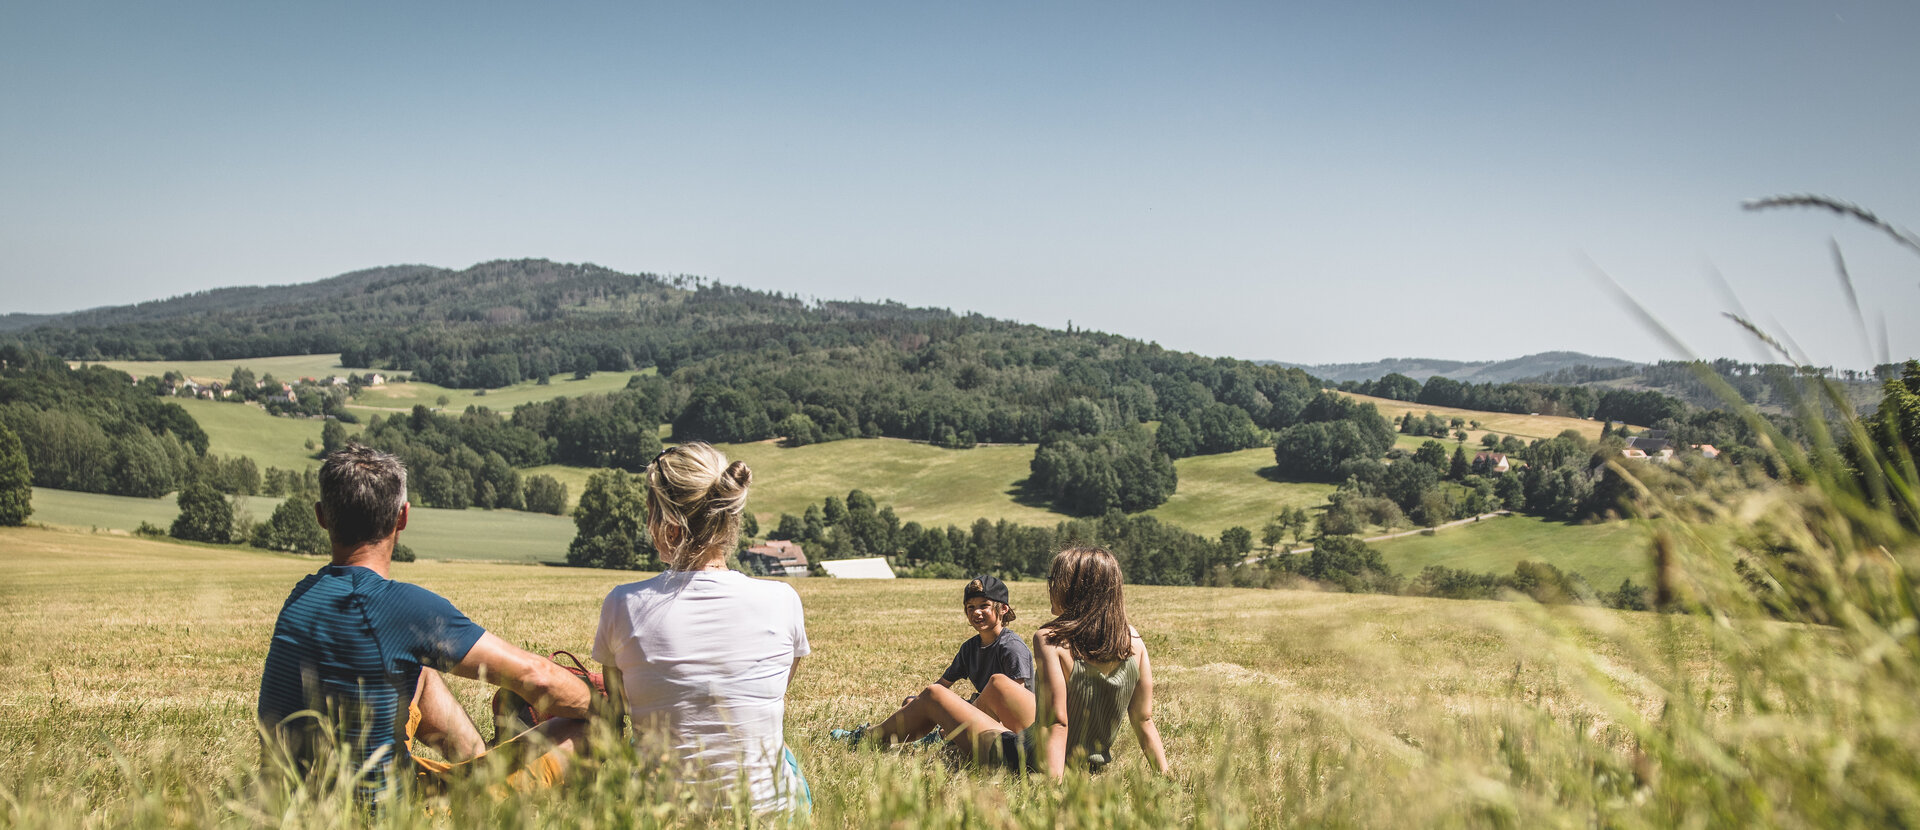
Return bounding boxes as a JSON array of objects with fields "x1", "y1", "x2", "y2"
[{"x1": 451, "y1": 633, "x2": 593, "y2": 720}]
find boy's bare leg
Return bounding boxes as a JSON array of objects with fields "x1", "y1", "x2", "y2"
[
  {"x1": 973, "y1": 674, "x2": 1036, "y2": 733},
  {"x1": 876, "y1": 684, "x2": 1008, "y2": 759},
  {"x1": 414, "y1": 669, "x2": 486, "y2": 762}
]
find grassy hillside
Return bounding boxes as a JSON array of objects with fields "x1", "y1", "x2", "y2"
[
  {"x1": 1344, "y1": 391, "x2": 1620, "y2": 442},
  {"x1": 1145, "y1": 448, "x2": 1336, "y2": 539},
  {"x1": 715, "y1": 438, "x2": 1061, "y2": 529},
  {"x1": 0, "y1": 525, "x2": 1695, "y2": 826},
  {"x1": 1370, "y1": 513, "x2": 1652, "y2": 588},
  {"x1": 173, "y1": 399, "x2": 325, "y2": 472},
  {"x1": 28, "y1": 487, "x2": 574, "y2": 564}
]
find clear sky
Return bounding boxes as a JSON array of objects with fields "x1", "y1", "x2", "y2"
[{"x1": 3, "y1": 2, "x2": 1916, "y2": 367}]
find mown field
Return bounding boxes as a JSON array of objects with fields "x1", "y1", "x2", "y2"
[
  {"x1": 173, "y1": 399, "x2": 326, "y2": 472},
  {"x1": 1145, "y1": 448, "x2": 1336, "y2": 539},
  {"x1": 345, "y1": 369, "x2": 653, "y2": 413},
  {"x1": 77, "y1": 353, "x2": 347, "y2": 383},
  {"x1": 1369, "y1": 513, "x2": 1652, "y2": 589},
  {"x1": 1344, "y1": 391, "x2": 1618, "y2": 442},
  {"x1": 0, "y1": 525, "x2": 1698, "y2": 827}
]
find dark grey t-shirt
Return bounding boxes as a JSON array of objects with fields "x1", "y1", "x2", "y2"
[{"x1": 941, "y1": 628, "x2": 1034, "y2": 695}]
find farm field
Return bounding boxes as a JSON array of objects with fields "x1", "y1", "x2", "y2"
[
  {"x1": 713, "y1": 437, "x2": 1062, "y2": 529},
  {"x1": 173, "y1": 398, "x2": 325, "y2": 472},
  {"x1": 27, "y1": 487, "x2": 574, "y2": 564},
  {"x1": 76, "y1": 353, "x2": 347, "y2": 383},
  {"x1": 1145, "y1": 448, "x2": 1336, "y2": 539},
  {"x1": 345, "y1": 368, "x2": 653, "y2": 413},
  {"x1": 0, "y1": 525, "x2": 1699, "y2": 826},
  {"x1": 1344, "y1": 391, "x2": 1619, "y2": 442},
  {"x1": 1369, "y1": 513, "x2": 1653, "y2": 589}
]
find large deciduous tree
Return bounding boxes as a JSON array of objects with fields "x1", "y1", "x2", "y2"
[
  {"x1": 566, "y1": 470, "x2": 652, "y2": 570},
  {"x1": 0, "y1": 423, "x2": 31, "y2": 526},
  {"x1": 170, "y1": 481, "x2": 233, "y2": 544}
]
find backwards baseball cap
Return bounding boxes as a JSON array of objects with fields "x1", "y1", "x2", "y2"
[{"x1": 964, "y1": 574, "x2": 1010, "y2": 605}]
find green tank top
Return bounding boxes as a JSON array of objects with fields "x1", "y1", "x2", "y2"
[{"x1": 1032, "y1": 652, "x2": 1140, "y2": 770}]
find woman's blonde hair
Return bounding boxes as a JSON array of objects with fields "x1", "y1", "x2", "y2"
[{"x1": 645, "y1": 442, "x2": 752, "y2": 570}]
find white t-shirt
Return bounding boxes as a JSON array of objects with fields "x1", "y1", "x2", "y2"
[{"x1": 592, "y1": 569, "x2": 810, "y2": 813}]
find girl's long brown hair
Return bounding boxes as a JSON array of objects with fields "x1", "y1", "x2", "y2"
[{"x1": 1041, "y1": 546, "x2": 1133, "y2": 663}]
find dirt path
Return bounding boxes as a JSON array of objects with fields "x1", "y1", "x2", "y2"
[{"x1": 1248, "y1": 510, "x2": 1511, "y2": 561}]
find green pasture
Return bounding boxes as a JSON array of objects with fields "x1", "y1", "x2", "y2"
[
  {"x1": 1369, "y1": 513, "x2": 1653, "y2": 589},
  {"x1": 27, "y1": 487, "x2": 574, "y2": 564},
  {"x1": 714, "y1": 437, "x2": 1061, "y2": 530},
  {"x1": 75, "y1": 353, "x2": 347, "y2": 383},
  {"x1": 345, "y1": 369, "x2": 654, "y2": 414},
  {"x1": 173, "y1": 398, "x2": 325, "y2": 472},
  {"x1": 1144, "y1": 448, "x2": 1336, "y2": 539}
]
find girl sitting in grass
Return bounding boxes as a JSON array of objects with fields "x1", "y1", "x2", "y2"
[{"x1": 859, "y1": 546, "x2": 1170, "y2": 779}]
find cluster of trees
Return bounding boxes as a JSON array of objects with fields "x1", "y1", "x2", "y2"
[
  {"x1": 0, "y1": 346, "x2": 211, "y2": 498},
  {"x1": 1270, "y1": 392, "x2": 1398, "y2": 482},
  {"x1": 355, "y1": 406, "x2": 542, "y2": 511},
  {"x1": 1027, "y1": 425, "x2": 1178, "y2": 515},
  {"x1": 510, "y1": 377, "x2": 673, "y2": 470},
  {"x1": 1153, "y1": 403, "x2": 1266, "y2": 459},
  {"x1": 0, "y1": 422, "x2": 30, "y2": 525},
  {"x1": 1343, "y1": 372, "x2": 1605, "y2": 418}
]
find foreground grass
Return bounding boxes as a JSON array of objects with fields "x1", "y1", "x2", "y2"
[
  {"x1": 1370, "y1": 513, "x2": 1652, "y2": 588},
  {"x1": 1, "y1": 525, "x2": 1695, "y2": 828}
]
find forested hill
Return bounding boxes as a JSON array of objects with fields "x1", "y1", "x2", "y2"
[
  {"x1": 10, "y1": 259, "x2": 957, "y2": 380},
  {"x1": 1274, "y1": 351, "x2": 1636, "y2": 385}
]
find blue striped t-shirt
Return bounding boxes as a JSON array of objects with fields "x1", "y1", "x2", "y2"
[{"x1": 257, "y1": 565, "x2": 486, "y2": 798}]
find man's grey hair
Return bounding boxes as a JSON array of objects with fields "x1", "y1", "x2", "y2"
[{"x1": 318, "y1": 444, "x2": 408, "y2": 547}]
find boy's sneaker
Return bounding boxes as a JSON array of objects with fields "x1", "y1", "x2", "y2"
[
  {"x1": 829, "y1": 724, "x2": 871, "y2": 746},
  {"x1": 913, "y1": 729, "x2": 944, "y2": 746}
]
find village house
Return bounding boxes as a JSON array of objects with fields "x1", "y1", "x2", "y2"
[
  {"x1": 1472, "y1": 452, "x2": 1511, "y2": 473},
  {"x1": 740, "y1": 540, "x2": 809, "y2": 578}
]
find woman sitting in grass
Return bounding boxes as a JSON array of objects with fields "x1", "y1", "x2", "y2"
[
  {"x1": 863, "y1": 546, "x2": 1170, "y2": 778},
  {"x1": 591, "y1": 442, "x2": 811, "y2": 815}
]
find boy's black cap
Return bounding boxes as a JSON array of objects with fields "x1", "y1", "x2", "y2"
[{"x1": 964, "y1": 574, "x2": 1010, "y2": 605}]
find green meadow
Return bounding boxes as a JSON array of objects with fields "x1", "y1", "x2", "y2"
[
  {"x1": 345, "y1": 369, "x2": 654, "y2": 413},
  {"x1": 1144, "y1": 448, "x2": 1336, "y2": 539},
  {"x1": 173, "y1": 399, "x2": 326, "y2": 472},
  {"x1": 1369, "y1": 513, "x2": 1652, "y2": 589},
  {"x1": 28, "y1": 487, "x2": 574, "y2": 564}
]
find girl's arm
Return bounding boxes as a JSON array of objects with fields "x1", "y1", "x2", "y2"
[
  {"x1": 1033, "y1": 630, "x2": 1073, "y2": 780},
  {"x1": 1127, "y1": 634, "x2": 1170, "y2": 775}
]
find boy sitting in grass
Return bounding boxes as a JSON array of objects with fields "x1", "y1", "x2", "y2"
[{"x1": 834, "y1": 574, "x2": 1035, "y2": 745}]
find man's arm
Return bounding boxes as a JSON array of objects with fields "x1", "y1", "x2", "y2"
[{"x1": 450, "y1": 632, "x2": 592, "y2": 720}]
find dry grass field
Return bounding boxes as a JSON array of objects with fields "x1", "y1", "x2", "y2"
[
  {"x1": 0, "y1": 524, "x2": 1702, "y2": 827},
  {"x1": 1342, "y1": 391, "x2": 1622, "y2": 442}
]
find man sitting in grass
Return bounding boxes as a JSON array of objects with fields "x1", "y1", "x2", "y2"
[{"x1": 256, "y1": 444, "x2": 594, "y2": 803}]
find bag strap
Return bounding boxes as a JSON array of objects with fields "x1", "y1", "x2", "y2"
[{"x1": 550, "y1": 649, "x2": 591, "y2": 677}]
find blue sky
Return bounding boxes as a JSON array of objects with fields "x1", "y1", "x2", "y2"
[{"x1": 3, "y1": 2, "x2": 1916, "y2": 367}]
